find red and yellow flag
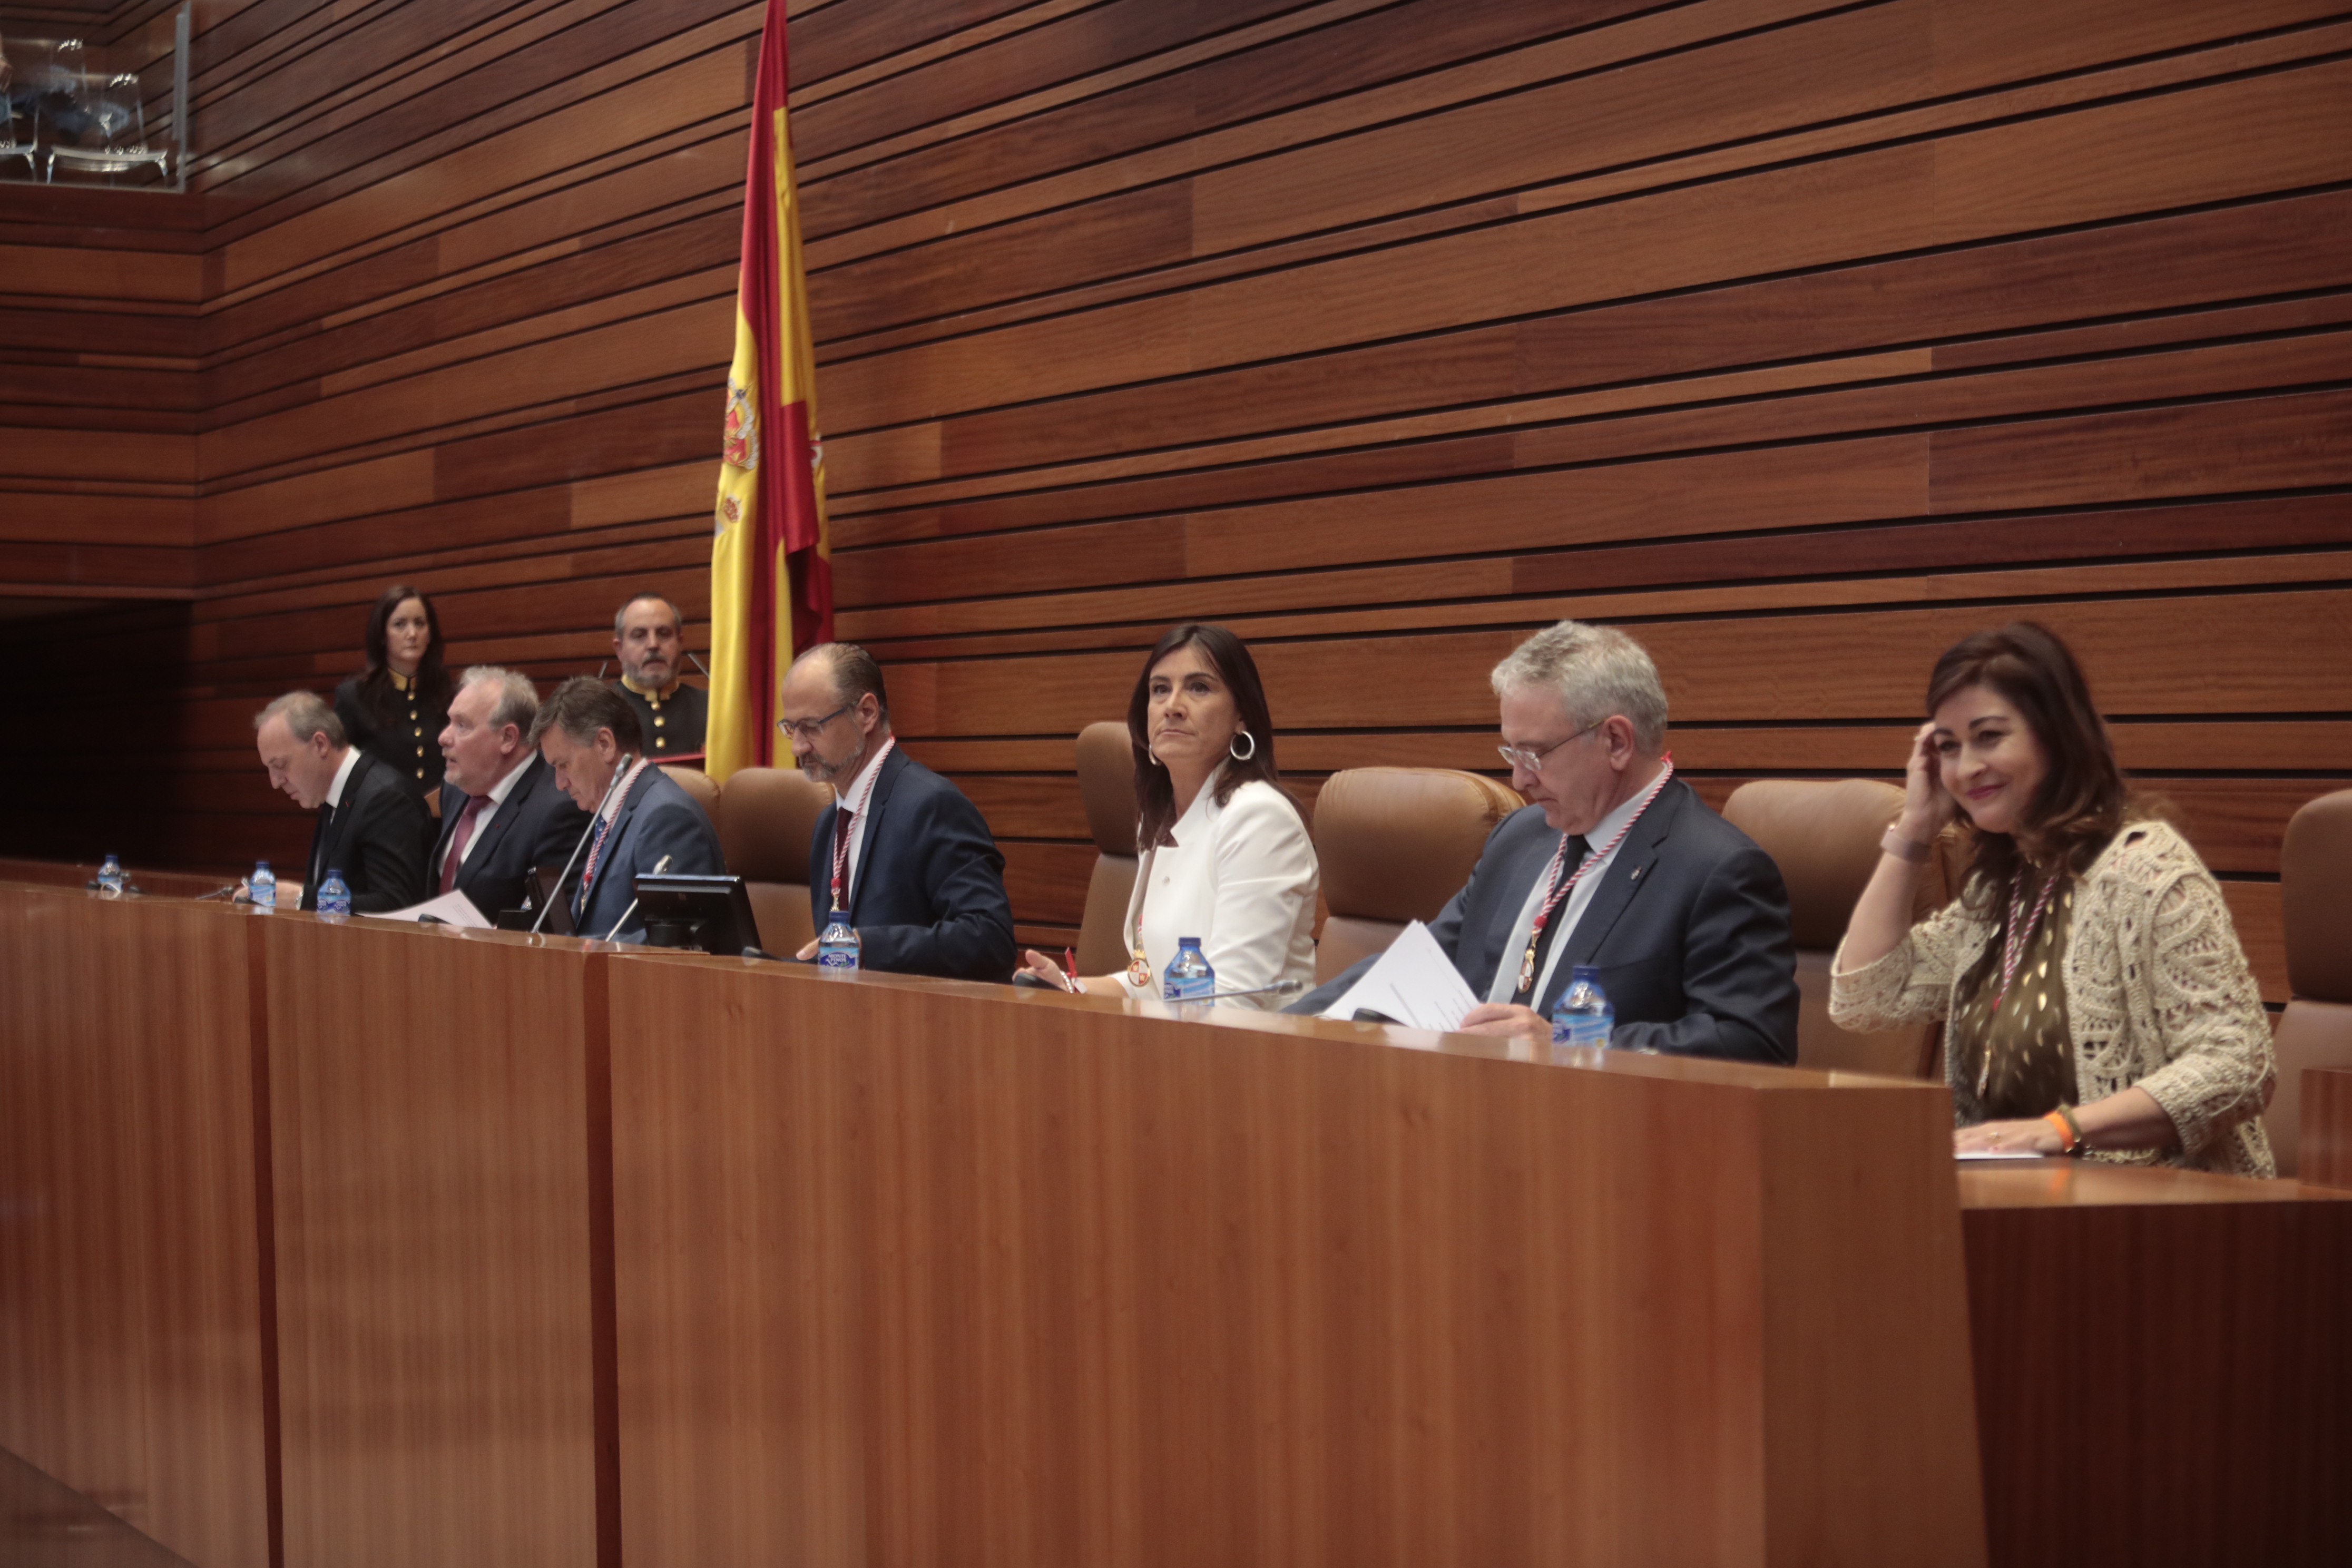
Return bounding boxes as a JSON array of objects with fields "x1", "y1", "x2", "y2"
[{"x1": 707, "y1": 0, "x2": 830, "y2": 780}]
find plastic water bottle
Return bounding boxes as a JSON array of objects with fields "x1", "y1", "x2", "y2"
[
  {"x1": 1163, "y1": 937, "x2": 1214, "y2": 1002},
  {"x1": 249, "y1": 861, "x2": 276, "y2": 910},
  {"x1": 96, "y1": 854, "x2": 125, "y2": 895},
  {"x1": 1550, "y1": 965, "x2": 1614, "y2": 1055},
  {"x1": 816, "y1": 908, "x2": 860, "y2": 971},
  {"x1": 317, "y1": 868, "x2": 352, "y2": 922}
]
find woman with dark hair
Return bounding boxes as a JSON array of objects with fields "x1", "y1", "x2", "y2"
[
  {"x1": 1015, "y1": 623, "x2": 1318, "y2": 1008},
  {"x1": 1831, "y1": 622, "x2": 2274, "y2": 1174},
  {"x1": 333, "y1": 584, "x2": 454, "y2": 802}
]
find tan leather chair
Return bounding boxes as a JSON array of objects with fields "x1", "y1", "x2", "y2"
[
  {"x1": 661, "y1": 763, "x2": 720, "y2": 819},
  {"x1": 712, "y1": 766, "x2": 831, "y2": 957},
  {"x1": 1074, "y1": 722, "x2": 1140, "y2": 976},
  {"x1": 2269, "y1": 789, "x2": 2352, "y2": 1177},
  {"x1": 1722, "y1": 779, "x2": 1952, "y2": 1077},
  {"x1": 1311, "y1": 768, "x2": 1523, "y2": 983}
]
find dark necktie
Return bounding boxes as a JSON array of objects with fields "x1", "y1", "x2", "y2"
[
  {"x1": 439, "y1": 794, "x2": 489, "y2": 895},
  {"x1": 1512, "y1": 835, "x2": 1589, "y2": 1007},
  {"x1": 831, "y1": 802, "x2": 856, "y2": 909},
  {"x1": 310, "y1": 800, "x2": 336, "y2": 891}
]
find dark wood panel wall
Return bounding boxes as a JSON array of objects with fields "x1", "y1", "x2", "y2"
[{"x1": 1, "y1": 0, "x2": 2347, "y2": 995}]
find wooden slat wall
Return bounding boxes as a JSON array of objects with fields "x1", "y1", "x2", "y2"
[{"x1": 2, "y1": 0, "x2": 2347, "y2": 998}]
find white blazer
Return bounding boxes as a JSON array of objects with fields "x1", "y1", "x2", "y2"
[{"x1": 1116, "y1": 770, "x2": 1319, "y2": 1009}]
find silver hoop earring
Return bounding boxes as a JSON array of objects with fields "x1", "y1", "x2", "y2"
[
  {"x1": 1148, "y1": 748, "x2": 1164, "y2": 768},
  {"x1": 1228, "y1": 730, "x2": 1256, "y2": 762}
]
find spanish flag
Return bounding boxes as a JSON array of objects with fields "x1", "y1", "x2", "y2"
[{"x1": 707, "y1": 0, "x2": 831, "y2": 780}]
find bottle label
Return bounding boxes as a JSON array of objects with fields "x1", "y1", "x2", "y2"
[{"x1": 817, "y1": 947, "x2": 858, "y2": 971}]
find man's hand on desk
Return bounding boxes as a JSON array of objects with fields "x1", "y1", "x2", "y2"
[
  {"x1": 1458, "y1": 1002, "x2": 1551, "y2": 1053},
  {"x1": 795, "y1": 938, "x2": 819, "y2": 961}
]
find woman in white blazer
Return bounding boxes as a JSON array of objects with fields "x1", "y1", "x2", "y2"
[{"x1": 1016, "y1": 623, "x2": 1318, "y2": 1008}]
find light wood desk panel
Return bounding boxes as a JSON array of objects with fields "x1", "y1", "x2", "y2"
[
  {"x1": 0, "y1": 883, "x2": 271, "y2": 1568},
  {"x1": 607, "y1": 956, "x2": 1987, "y2": 1568},
  {"x1": 261, "y1": 914, "x2": 612, "y2": 1568},
  {"x1": 1961, "y1": 1161, "x2": 2352, "y2": 1568}
]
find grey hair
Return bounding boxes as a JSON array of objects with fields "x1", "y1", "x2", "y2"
[
  {"x1": 528, "y1": 674, "x2": 644, "y2": 753},
  {"x1": 789, "y1": 641, "x2": 891, "y2": 727},
  {"x1": 614, "y1": 591, "x2": 684, "y2": 637},
  {"x1": 1489, "y1": 621, "x2": 1669, "y2": 752},
  {"x1": 459, "y1": 665, "x2": 540, "y2": 735},
  {"x1": 254, "y1": 690, "x2": 346, "y2": 748}
]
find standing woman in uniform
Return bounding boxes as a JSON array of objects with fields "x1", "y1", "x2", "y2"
[{"x1": 335, "y1": 584, "x2": 454, "y2": 805}]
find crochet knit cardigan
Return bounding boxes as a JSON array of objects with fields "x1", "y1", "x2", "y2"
[{"x1": 1830, "y1": 820, "x2": 2276, "y2": 1177}]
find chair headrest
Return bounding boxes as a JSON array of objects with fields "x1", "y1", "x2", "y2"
[
  {"x1": 2284, "y1": 789, "x2": 2352, "y2": 1002},
  {"x1": 714, "y1": 766, "x2": 832, "y2": 883},
  {"x1": 1076, "y1": 721, "x2": 1139, "y2": 857},
  {"x1": 1721, "y1": 779, "x2": 1906, "y2": 949},
  {"x1": 1315, "y1": 768, "x2": 1522, "y2": 923},
  {"x1": 660, "y1": 764, "x2": 719, "y2": 815}
]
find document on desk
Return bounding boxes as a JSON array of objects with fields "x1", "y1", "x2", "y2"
[
  {"x1": 1953, "y1": 1149, "x2": 2052, "y2": 1161},
  {"x1": 1319, "y1": 919, "x2": 1480, "y2": 1033},
  {"x1": 378, "y1": 890, "x2": 492, "y2": 928}
]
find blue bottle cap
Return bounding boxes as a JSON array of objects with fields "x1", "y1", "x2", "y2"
[
  {"x1": 1570, "y1": 964, "x2": 1601, "y2": 981},
  {"x1": 1179, "y1": 936, "x2": 1204, "y2": 946}
]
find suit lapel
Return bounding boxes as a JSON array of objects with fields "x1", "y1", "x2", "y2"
[
  {"x1": 581, "y1": 766, "x2": 654, "y2": 919},
  {"x1": 1557, "y1": 780, "x2": 1689, "y2": 974},
  {"x1": 459, "y1": 759, "x2": 535, "y2": 880},
  {"x1": 846, "y1": 748, "x2": 908, "y2": 924},
  {"x1": 321, "y1": 753, "x2": 375, "y2": 883}
]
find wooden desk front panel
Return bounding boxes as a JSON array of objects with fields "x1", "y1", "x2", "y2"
[
  {"x1": 1961, "y1": 1164, "x2": 2352, "y2": 1568},
  {"x1": 608, "y1": 961, "x2": 1984, "y2": 1568},
  {"x1": 262, "y1": 917, "x2": 607, "y2": 1568},
  {"x1": 0, "y1": 884, "x2": 271, "y2": 1568}
]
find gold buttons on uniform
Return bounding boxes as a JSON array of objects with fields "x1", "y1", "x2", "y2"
[{"x1": 653, "y1": 716, "x2": 665, "y2": 727}]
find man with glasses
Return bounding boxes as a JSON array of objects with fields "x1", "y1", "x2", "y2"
[
  {"x1": 1289, "y1": 621, "x2": 1798, "y2": 1063},
  {"x1": 778, "y1": 642, "x2": 1015, "y2": 981}
]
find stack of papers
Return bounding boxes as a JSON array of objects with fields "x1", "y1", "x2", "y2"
[
  {"x1": 1319, "y1": 920, "x2": 1479, "y2": 1032},
  {"x1": 377, "y1": 891, "x2": 493, "y2": 928}
]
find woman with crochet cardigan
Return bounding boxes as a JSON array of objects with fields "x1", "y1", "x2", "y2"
[{"x1": 1830, "y1": 623, "x2": 2276, "y2": 1175}]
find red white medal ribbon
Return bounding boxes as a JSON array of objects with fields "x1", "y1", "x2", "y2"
[
  {"x1": 1515, "y1": 754, "x2": 1676, "y2": 996},
  {"x1": 579, "y1": 757, "x2": 652, "y2": 892},
  {"x1": 1993, "y1": 866, "x2": 2060, "y2": 1013},
  {"x1": 829, "y1": 737, "x2": 895, "y2": 909}
]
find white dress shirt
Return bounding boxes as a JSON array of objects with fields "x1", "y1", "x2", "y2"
[
  {"x1": 1116, "y1": 769, "x2": 1319, "y2": 1010},
  {"x1": 440, "y1": 752, "x2": 529, "y2": 881},
  {"x1": 1485, "y1": 769, "x2": 1661, "y2": 1006},
  {"x1": 828, "y1": 741, "x2": 892, "y2": 909},
  {"x1": 322, "y1": 747, "x2": 361, "y2": 810}
]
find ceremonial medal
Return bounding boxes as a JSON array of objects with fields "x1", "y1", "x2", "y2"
[{"x1": 1127, "y1": 948, "x2": 1155, "y2": 989}]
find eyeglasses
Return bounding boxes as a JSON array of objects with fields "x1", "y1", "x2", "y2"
[
  {"x1": 1496, "y1": 720, "x2": 1606, "y2": 773},
  {"x1": 775, "y1": 702, "x2": 851, "y2": 744}
]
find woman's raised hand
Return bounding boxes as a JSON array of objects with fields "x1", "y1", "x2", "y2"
[{"x1": 1899, "y1": 719, "x2": 1957, "y2": 843}]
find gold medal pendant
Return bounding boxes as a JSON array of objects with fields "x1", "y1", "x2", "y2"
[{"x1": 1127, "y1": 949, "x2": 1154, "y2": 989}]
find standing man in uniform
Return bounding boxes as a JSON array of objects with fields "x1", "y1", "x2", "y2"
[{"x1": 608, "y1": 591, "x2": 709, "y2": 760}]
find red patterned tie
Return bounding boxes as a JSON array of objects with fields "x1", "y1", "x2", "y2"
[{"x1": 439, "y1": 794, "x2": 489, "y2": 896}]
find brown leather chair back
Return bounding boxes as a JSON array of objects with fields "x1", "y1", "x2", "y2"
[
  {"x1": 712, "y1": 766, "x2": 831, "y2": 957},
  {"x1": 2271, "y1": 789, "x2": 2352, "y2": 1177},
  {"x1": 1074, "y1": 722, "x2": 1140, "y2": 976},
  {"x1": 1312, "y1": 768, "x2": 1523, "y2": 983},
  {"x1": 1722, "y1": 779, "x2": 1952, "y2": 1077},
  {"x1": 661, "y1": 764, "x2": 720, "y2": 819}
]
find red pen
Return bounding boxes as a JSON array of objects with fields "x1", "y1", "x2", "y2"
[{"x1": 1063, "y1": 947, "x2": 1081, "y2": 994}]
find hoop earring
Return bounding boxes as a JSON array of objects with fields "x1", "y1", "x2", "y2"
[
  {"x1": 1228, "y1": 730, "x2": 1256, "y2": 762},
  {"x1": 1148, "y1": 748, "x2": 1164, "y2": 768}
]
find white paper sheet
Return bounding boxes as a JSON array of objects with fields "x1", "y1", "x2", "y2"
[
  {"x1": 1319, "y1": 919, "x2": 1481, "y2": 1033},
  {"x1": 1953, "y1": 1149, "x2": 2054, "y2": 1161},
  {"x1": 377, "y1": 890, "x2": 492, "y2": 928}
]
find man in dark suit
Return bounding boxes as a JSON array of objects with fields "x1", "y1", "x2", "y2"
[
  {"x1": 1290, "y1": 622, "x2": 1799, "y2": 1063},
  {"x1": 781, "y1": 643, "x2": 1015, "y2": 981},
  {"x1": 430, "y1": 666, "x2": 591, "y2": 923},
  {"x1": 530, "y1": 677, "x2": 723, "y2": 943},
  {"x1": 254, "y1": 691, "x2": 429, "y2": 914}
]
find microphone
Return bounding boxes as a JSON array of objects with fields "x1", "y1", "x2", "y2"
[
  {"x1": 192, "y1": 885, "x2": 241, "y2": 901},
  {"x1": 601, "y1": 853, "x2": 672, "y2": 942},
  {"x1": 532, "y1": 752, "x2": 635, "y2": 935},
  {"x1": 1179, "y1": 978, "x2": 1308, "y2": 1003}
]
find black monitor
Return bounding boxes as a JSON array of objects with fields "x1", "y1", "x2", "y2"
[{"x1": 629, "y1": 873, "x2": 761, "y2": 955}]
